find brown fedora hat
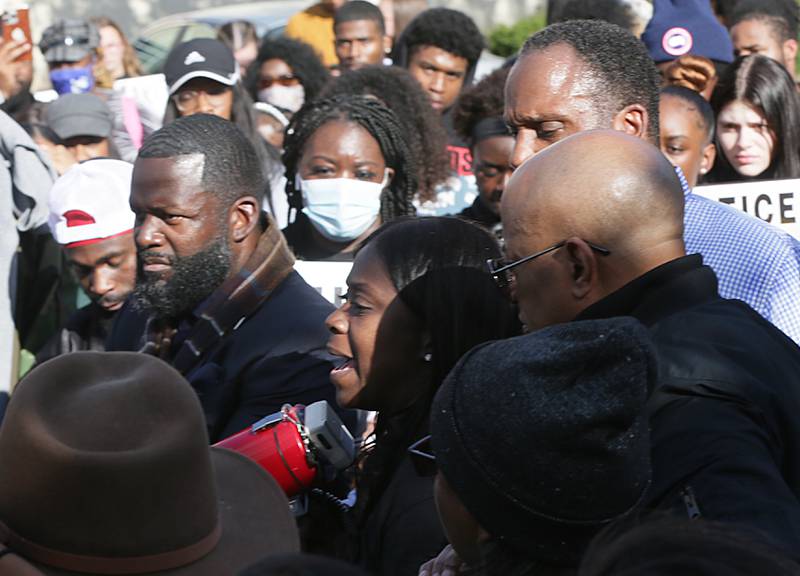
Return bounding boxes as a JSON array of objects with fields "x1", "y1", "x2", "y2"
[{"x1": 0, "y1": 352, "x2": 299, "y2": 575}]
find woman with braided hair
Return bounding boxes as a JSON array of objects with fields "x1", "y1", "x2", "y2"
[{"x1": 281, "y1": 94, "x2": 418, "y2": 260}]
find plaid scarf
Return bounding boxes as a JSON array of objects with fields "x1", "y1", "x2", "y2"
[{"x1": 140, "y1": 215, "x2": 295, "y2": 374}]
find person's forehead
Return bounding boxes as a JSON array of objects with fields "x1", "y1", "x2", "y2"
[
  {"x1": 66, "y1": 233, "x2": 134, "y2": 264},
  {"x1": 336, "y1": 19, "x2": 381, "y2": 38},
  {"x1": 261, "y1": 58, "x2": 293, "y2": 76},
  {"x1": 410, "y1": 45, "x2": 468, "y2": 72},
  {"x1": 732, "y1": 18, "x2": 783, "y2": 47},
  {"x1": 507, "y1": 45, "x2": 596, "y2": 112},
  {"x1": 660, "y1": 96, "x2": 705, "y2": 138},
  {"x1": 304, "y1": 119, "x2": 381, "y2": 157},
  {"x1": 132, "y1": 155, "x2": 206, "y2": 198},
  {"x1": 718, "y1": 100, "x2": 766, "y2": 122},
  {"x1": 347, "y1": 242, "x2": 396, "y2": 297}
]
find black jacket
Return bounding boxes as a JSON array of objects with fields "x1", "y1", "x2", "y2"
[
  {"x1": 578, "y1": 254, "x2": 800, "y2": 557},
  {"x1": 35, "y1": 302, "x2": 113, "y2": 365},
  {"x1": 108, "y1": 271, "x2": 350, "y2": 442},
  {"x1": 358, "y1": 453, "x2": 448, "y2": 576}
]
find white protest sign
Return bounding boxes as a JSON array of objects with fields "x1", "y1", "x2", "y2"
[
  {"x1": 694, "y1": 179, "x2": 799, "y2": 240},
  {"x1": 113, "y1": 74, "x2": 168, "y2": 133},
  {"x1": 294, "y1": 261, "x2": 352, "y2": 307}
]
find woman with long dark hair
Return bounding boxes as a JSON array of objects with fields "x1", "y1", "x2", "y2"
[
  {"x1": 708, "y1": 54, "x2": 800, "y2": 182},
  {"x1": 325, "y1": 216, "x2": 520, "y2": 576}
]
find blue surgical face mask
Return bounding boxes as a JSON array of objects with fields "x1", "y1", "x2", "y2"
[
  {"x1": 49, "y1": 65, "x2": 95, "y2": 95},
  {"x1": 299, "y1": 171, "x2": 390, "y2": 242}
]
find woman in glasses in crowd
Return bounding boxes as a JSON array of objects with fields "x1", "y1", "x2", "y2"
[
  {"x1": 707, "y1": 54, "x2": 800, "y2": 183},
  {"x1": 245, "y1": 37, "x2": 330, "y2": 117},
  {"x1": 162, "y1": 38, "x2": 283, "y2": 215},
  {"x1": 281, "y1": 94, "x2": 417, "y2": 260},
  {"x1": 325, "y1": 216, "x2": 519, "y2": 576}
]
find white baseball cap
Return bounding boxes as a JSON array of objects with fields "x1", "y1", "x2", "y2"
[{"x1": 48, "y1": 159, "x2": 136, "y2": 248}]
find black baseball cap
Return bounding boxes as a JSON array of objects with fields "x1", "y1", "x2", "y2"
[
  {"x1": 164, "y1": 38, "x2": 239, "y2": 95},
  {"x1": 39, "y1": 19, "x2": 99, "y2": 64}
]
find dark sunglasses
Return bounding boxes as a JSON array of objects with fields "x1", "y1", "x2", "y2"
[
  {"x1": 486, "y1": 239, "x2": 611, "y2": 295},
  {"x1": 408, "y1": 435, "x2": 437, "y2": 477},
  {"x1": 259, "y1": 74, "x2": 300, "y2": 89}
]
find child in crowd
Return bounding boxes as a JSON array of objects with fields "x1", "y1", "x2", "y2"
[{"x1": 659, "y1": 85, "x2": 716, "y2": 188}]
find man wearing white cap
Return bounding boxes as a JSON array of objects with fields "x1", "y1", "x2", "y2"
[{"x1": 37, "y1": 158, "x2": 136, "y2": 363}]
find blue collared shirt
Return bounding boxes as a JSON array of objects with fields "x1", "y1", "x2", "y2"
[{"x1": 676, "y1": 167, "x2": 800, "y2": 344}]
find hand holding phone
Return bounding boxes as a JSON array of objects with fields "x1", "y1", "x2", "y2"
[{"x1": 1, "y1": 7, "x2": 31, "y2": 62}]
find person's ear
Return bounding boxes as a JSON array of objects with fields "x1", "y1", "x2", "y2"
[
  {"x1": 382, "y1": 34, "x2": 392, "y2": 56},
  {"x1": 229, "y1": 195, "x2": 261, "y2": 243},
  {"x1": 783, "y1": 39, "x2": 798, "y2": 72},
  {"x1": 700, "y1": 142, "x2": 716, "y2": 176},
  {"x1": 562, "y1": 237, "x2": 600, "y2": 301},
  {"x1": 383, "y1": 166, "x2": 395, "y2": 187},
  {"x1": 612, "y1": 104, "x2": 648, "y2": 140}
]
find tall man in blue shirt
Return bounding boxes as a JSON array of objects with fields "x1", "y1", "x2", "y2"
[{"x1": 504, "y1": 19, "x2": 800, "y2": 343}]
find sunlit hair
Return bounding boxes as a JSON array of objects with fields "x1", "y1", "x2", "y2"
[
  {"x1": 709, "y1": 54, "x2": 800, "y2": 181},
  {"x1": 90, "y1": 17, "x2": 142, "y2": 88}
]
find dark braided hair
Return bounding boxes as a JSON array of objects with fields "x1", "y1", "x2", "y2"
[
  {"x1": 320, "y1": 65, "x2": 449, "y2": 202},
  {"x1": 282, "y1": 94, "x2": 418, "y2": 223},
  {"x1": 138, "y1": 113, "x2": 265, "y2": 207}
]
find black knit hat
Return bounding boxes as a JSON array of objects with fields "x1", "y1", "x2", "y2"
[{"x1": 430, "y1": 317, "x2": 656, "y2": 567}]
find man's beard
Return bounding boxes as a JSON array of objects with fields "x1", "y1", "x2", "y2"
[{"x1": 132, "y1": 237, "x2": 232, "y2": 320}]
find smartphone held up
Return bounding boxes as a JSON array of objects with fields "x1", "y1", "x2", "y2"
[{"x1": 1, "y1": 6, "x2": 32, "y2": 61}]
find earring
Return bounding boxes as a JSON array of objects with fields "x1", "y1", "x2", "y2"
[{"x1": 423, "y1": 353, "x2": 432, "y2": 363}]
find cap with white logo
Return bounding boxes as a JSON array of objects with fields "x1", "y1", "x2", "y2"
[
  {"x1": 163, "y1": 38, "x2": 239, "y2": 95},
  {"x1": 48, "y1": 159, "x2": 135, "y2": 248}
]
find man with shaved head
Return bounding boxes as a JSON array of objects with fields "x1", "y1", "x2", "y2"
[
  {"x1": 500, "y1": 129, "x2": 800, "y2": 558},
  {"x1": 504, "y1": 18, "x2": 800, "y2": 345},
  {"x1": 502, "y1": 130, "x2": 684, "y2": 332}
]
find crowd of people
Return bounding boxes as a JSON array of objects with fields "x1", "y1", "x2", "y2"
[{"x1": 0, "y1": 0, "x2": 800, "y2": 574}]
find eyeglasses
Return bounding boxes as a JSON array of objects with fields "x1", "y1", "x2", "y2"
[
  {"x1": 171, "y1": 84, "x2": 232, "y2": 113},
  {"x1": 259, "y1": 74, "x2": 300, "y2": 89},
  {"x1": 486, "y1": 239, "x2": 611, "y2": 294},
  {"x1": 408, "y1": 435, "x2": 436, "y2": 477}
]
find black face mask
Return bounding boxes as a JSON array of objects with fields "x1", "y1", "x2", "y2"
[{"x1": 133, "y1": 235, "x2": 231, "y2": 320}]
